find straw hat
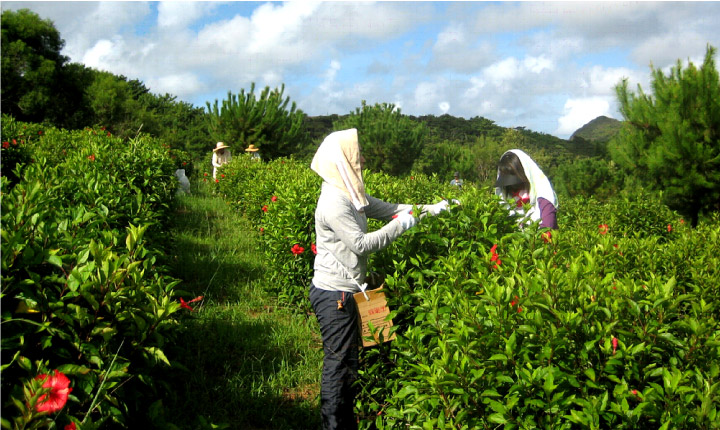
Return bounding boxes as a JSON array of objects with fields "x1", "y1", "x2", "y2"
[
  {"x1": 213, "y1": 142, "x2": 229, "y2": 152},
  {"x1": 245, "y1": 144, "x2": 259, "y2": 152}
]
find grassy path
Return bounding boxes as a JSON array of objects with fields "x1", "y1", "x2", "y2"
[{"x1": 162, "y1": 185, "x2": 323, "y2": 430}]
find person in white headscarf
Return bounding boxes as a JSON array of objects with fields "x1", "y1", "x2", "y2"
[
  {"x1": 494, "y1": 149, "x2": 558, "y2": 230},
  {"x1": 211, "y1": 142, "x2": 231, "y2": 179},
  {"x1": 309, "y1": 128, "x2": 451, "y2": 430}
]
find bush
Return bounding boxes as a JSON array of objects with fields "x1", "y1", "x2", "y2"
[{"x1": 1, "y1": 120, "x2": 185, "y2": 428}]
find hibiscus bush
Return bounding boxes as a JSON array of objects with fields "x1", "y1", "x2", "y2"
[
  {"x1": 1, "y1": 119, "x2": 185, "y2": 429},
  {"x1": 218, "y1": 154, "x2": 719, "y2": 428}
]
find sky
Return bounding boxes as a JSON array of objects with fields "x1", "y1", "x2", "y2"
[{"x1": 3, "y1": 1, "x2": 720, "y2": 139}]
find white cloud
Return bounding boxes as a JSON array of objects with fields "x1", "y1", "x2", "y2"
[
  {"x1": 157, "y1": 1, "x2": 213, "y2": 29},
  {"x1": 555, "y1": 97, "x2": 612, "y2": 137},
  {"x1": 438, "y1": 102, "x2": 450, "y2": 114},
  {"x1": 146, "y1": 73, "x2": 205, "y2": 98}
]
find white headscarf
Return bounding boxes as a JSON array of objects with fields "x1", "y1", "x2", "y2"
[
  {"x1": 310, "y1": 128, "x2": 369, "y2": 211},
  {"x1": 495, "y1": 149, "x2": 558, "y2": 223}
]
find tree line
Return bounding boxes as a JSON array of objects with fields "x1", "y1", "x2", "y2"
[{"x1": 2, "y1": 8, "x2": 719, "y2": 225}]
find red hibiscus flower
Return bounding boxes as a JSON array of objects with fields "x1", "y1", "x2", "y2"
[
  {"x1": 510, "y1": 295, "x2": 519, "y2": 307},
  {"x1": 542, "y1": 231, "x2": 552, "y2": 243},
  {"x1": 182, "y1": 161, "x2": 187, "y2": 166},
  {"x1": 106, "y1": 132, "x2": 111, "y2": 137},
  {"x1": 221, "y1": 174, "x2": 225, "y2": 178},
  {"x1": 65, "y1": 423, "x2": 76, "y2": 430},
  {"x1": 87, "y1": 154, "x2": 96, "y2": 162},
  {"x1": 180, "y1": 296, "x2": 203, "y2": 311},
  {"x1": 612, "y1": 336, "x2": 618, "y2": 355},
  {"x1": 262, "y1": 205, "x2": 268, "y2": 213},
  {"x1": 311, "y1": 243, "x2": 317, "y2": 255},
  {"x1": 215, "y1": 179, "x2": 219, "y2": 183},
  {"x1": 271, "y1": 195, "x2": 278, "y2": 202},
  {"x1": 291, "y1": 244, "x2": 305, "y2": 255},
  {"x1": 34, "y1": 370, "x2": 72, "y2": 413},
  {"x1": 667, "y1": 224, "x2": 672, "y2": 232},
  {"x1": 12, "y1": 139, "x2": 18, "y2": 145},
  {"x1": 599, "y1": 224, "x2": 609, "y2": 235},
  {"x1": 2, "y1": 141, "x2": 8, "y2": 149},
  {"x1": 204, "y1": 172, "x2": 208, "y2": 177}
]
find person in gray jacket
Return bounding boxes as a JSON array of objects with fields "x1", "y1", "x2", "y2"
[{"x1": 309, "y1": 128, "x2": 452, "y2": 430}]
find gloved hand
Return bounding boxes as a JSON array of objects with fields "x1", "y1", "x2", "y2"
[
  {"x1": 394, "y1": 208, "x2": 417, "y2": 231},
  {"x1": 428, "y1": 200, "x2": 450, "y2": 216},
  {"x1": 451, "y1": 199, "x2": 461, "y2": 205}
]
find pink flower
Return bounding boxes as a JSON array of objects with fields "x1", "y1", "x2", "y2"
[
  {"x1": 612, "y1": 336, "x2": 618, "y2": 355},
  {"x1": 34, "y1": 370, "x2": 72, "y2": 413},
  {"x1": 599, "y1": 224, "x2": 609, "y2": 235},
  {"x1": 291, "y1": 244, "x2": 305, "y2": 255}
]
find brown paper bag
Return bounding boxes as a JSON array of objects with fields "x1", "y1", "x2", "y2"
[{"x1": 354, "y1": 286, "x2": 396, "y2": 347}]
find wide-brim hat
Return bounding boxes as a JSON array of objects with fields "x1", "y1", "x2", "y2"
[
  {"x1": 213, "y1": 142, "x2": 229, "y2": 152},
  {"x1": 494, "y1": 173, "x2": 524, "y2": 188},
  {"x1": 245, "y1": 144, "x2": 259, "y2": 152}
]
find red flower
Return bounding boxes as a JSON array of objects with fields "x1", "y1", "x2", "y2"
[
  {"x1": 204, "y1": 172, "x2": 208, "y2": 177},
  {"x1": 291, "y1": 244, "x2": 305, "y2": 255},
  {"x1": 12, "y1": 139, "x2": 17, "y2": 145},
  {"x1": 260, "y1": 227, "x2": 265, "y2": 233},
  {"x1": 182, "y1": 161, "x2": 187, "y2": 166},
  {"x1": 490, "y1": 244, "x2": 498, "y2": 254},
  {"x1": 517, "y1": 306, "x2": 522, "y2": 313},
  {"x1": 180, "y1": 296, "x2": 203, "y2": 311},
  {"x1": 2, "y1": 141, "x2": 8, "y2": 149},
  {"x1": 34, "y1": 370, "x2": 72, "y2": 413},
  {"x1": 631, "y1": 389, "x2": 638, "y2": 396},
  {"x1": 65, "y1": 423, "x2": 76, "y2": 430},
  {"x1": 221, "y1": 174, "x2": 225, "y2": 178},
  {"x1": 510, "y1": 295, "x2": 519, "y2": 307},
  {"x1": 542, "y1": 231, "x2": 552, "y2": 243},
  {"x1": 599, "y1": 224, "x2": 609, "y2": 235},
  {"x1": 38, "y1": 130, "x2": 43, "y2": 135},
  {"x1": 612, "y1": 336, "x2": 618, "y2": 355},
  {"x1": 215, "y1": 179, "x2": 219, "y2": 183},
  {"x1": 262, "y1": 205, "x2": 268, "y2": 213},
  {"x1": 667, "y1": 224, "x2": 672, "y2": 232},
  {"x1": 311, "y1": 243, "x2": 317, "y2": 255},
  {"x1": 271, "y1": 195, "x2": 278, "y2": 202},
  {"x1": 87, "y1": 154, "x2": 96, "y2": 162},
  {"x1": 106, "y1": 132, "x2": 111, "y2": 137},
  {"x1": 679, "y1": 219, "x2": 685, "y2": 224}
]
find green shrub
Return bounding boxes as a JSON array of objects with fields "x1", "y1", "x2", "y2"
[{"x1": 1, "y1": 120, "x2": 184, "y2": 429}]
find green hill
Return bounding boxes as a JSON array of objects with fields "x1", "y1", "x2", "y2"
[{"x1": 570, "y1": 115, "x2": 623, "y2": 143}]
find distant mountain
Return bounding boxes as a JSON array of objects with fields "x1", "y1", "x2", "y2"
[{"x1": 570, "y1": 116, "x2": 623, "y2": 143}]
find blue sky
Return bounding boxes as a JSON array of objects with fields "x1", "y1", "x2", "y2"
[{"x1": 4, "y1": 1, "x2": 719, "y2": 138}]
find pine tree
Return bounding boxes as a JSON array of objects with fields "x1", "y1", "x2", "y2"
[
  {"x1": 333, "y1": 101, "x2": 427, "y2": 176},
  {"x1": 610, "y1": 44, "x2": 720, "y2": 226},
  {"x1": 205, "y1": 83, "x2": 309, "y2": 160}
]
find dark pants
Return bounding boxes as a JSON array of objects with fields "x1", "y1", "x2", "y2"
[{"x1": 309, "y1": 284, "x2": 360, "y2": 430}]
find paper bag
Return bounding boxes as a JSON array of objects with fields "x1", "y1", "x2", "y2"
[{"x1": 354, "y1": 286, "x2": 395, "y2": 347}]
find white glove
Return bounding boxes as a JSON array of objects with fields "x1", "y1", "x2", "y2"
[
  {"x1": 428, "y1": 200, "x2": 449, "y2": 216},
  {"x1": 395, "y1": 208, "x2": 417, "y2": 231},
  {"x1": 451, "y1": 199, "x2": 461, "y2": 205}
]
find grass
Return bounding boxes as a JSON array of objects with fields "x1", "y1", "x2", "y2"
[{"x1": 160, "y1": 183, "x2": 323, "y2": 430}]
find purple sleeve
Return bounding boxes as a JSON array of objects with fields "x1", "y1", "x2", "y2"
[{"x1": 538, "y1": 197, "x2": 558, "y2": 230}]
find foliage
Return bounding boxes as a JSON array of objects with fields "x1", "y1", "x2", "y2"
[
  {"x1": 205, "y1": 83, "x2": 309, "y2": 160},
  {"x1": 1, "y1": 120, "x2": 185, "y2": 429},
  {"x1": 333, "y1": 101, "x2": 428, "y2": 177},
  {"x1": 610, "y1": 44, "x2": 720, "y2": 227},
  {"x1": 554, "y1": 157, "x2": 623, "y2": 200},
  {"x1": 214, "y1": 153, "x2": 719, "y2": 428}
]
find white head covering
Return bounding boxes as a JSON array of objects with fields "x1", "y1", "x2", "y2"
[
  {"x1": 495, "y1": 149, "x2": 558, "y2": 223},
  {"x1": 311, "y1": 128, "x2": 369, "y2": 211}
]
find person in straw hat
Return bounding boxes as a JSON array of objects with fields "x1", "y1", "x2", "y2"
[
  {"x1": 211, "y1": 142, "x2": 231, "y2": 179},
  {"x1": 245, "y1": 143, "x2": 261, "y2": 161},
  {"x1": 308, "y1": 128, "x2": 456, "y2": 429}
]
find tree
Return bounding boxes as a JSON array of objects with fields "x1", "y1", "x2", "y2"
[
  {"x1": 205, "y1": 83, "x2": 309, "y2": 160},
  {"x1": 334, "y1": 101, "x2": 427, "y2": 176},
  {"x1": 1, "y1": 9, "x2": 67, "y2": 123},
  {"x1": 610, "y1": 44, "x2": 720, "y2": 226}
]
